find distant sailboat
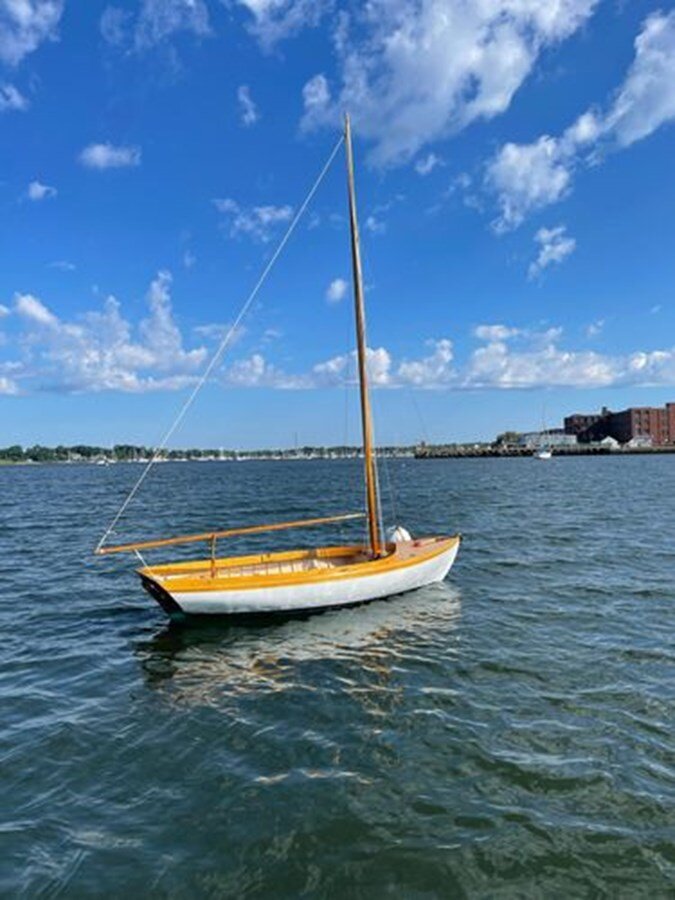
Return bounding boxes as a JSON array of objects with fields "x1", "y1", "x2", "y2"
[
  {"x1": 95, "y1": 116, "x2": 460, "y2": 618},
  {"x1": 534, "y1": 402, "x2": 553, "y2": 459}
]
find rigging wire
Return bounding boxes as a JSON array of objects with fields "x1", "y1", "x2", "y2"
[
  {"x1": 95, "y1": 133, "x2": 345, "y2": 553},
  {"x1": 408, "y1": 388, "x2": 431, "y2": 446}
]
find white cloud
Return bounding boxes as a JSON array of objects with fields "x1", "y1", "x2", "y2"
[
  {"x1": 193, "y1": 322, "x2": 246, "y2": 345},
  {"x1": 222, "y1": 352, "x2": 306, "y2": 389},
  {"x1": 183, "y1": 249, "x2": 196, "y2": 269},
  {"x1": 487, "y1": 137, "x2": 571, "y2": 232},
  {"x1": 585, "y1": 319, "x2": 604, "y2": 338},
  {"x1": 0, "y1": 82, "x2": 27, "y2": 111},
  {"x1": 397, "y1": 338, "x2": 454, "y2": 386},
  {"x1": 213, "y1": 197, "x2": 293, "y2": 242},
  {"x1": 237, "y1": 84, "x2": 259, "y2": 126},
  {"x1": 0, "y1": 0, "x2": 63, "y2": 66},
  {"x1": 603, "y1": 11, "x2": 675, "y2": 148},
  {"x1": 216, "y1": 341, "x2": 451, "y2": 390},
  {"x1": 236, "y1": 0, "x2": 329, "y2": 48},
  {"x1": 474, "y1": 324, "x2": 520, "y2": 342},
  {"x1": 465, "y1": 326, "x2": 619, "y2": 389},
  {"x1": 27, "y1": 180, "x2": 56, "y2": 201},
  {"x1": 364, "y1": 214, "x2": 385, "y2": 235},
  {"x1": 138, "y1": 271, "x2": 206, "y2": 371},
  {"x1": 528, "y1": 225, "x2": 576, "y2": 279},
  {"x1": 15, "y1": 292, "x2": 58, "y2": 327},
  {"x1": 313, "y1": 346, "x2": 394, "y2": 387},
  {"x1": 0, "y1": 303, "x2": 10, "y2": 317},
  {"x1": 326, "y1": 277, "x2": 348, "y2": 304},
  {"x1": 101, "y1": 0, "x2": 210, "y2": 50},
  {"x1": 0, "y1": 376, "x2": 18, "y2": 395},
  {"x1": 301, "y1": 73, "x2": 330, "y2": 119},
  {"x1": 300, "y1": 0, "x2": 598, "y2": 166},
  {"x1": 7, "y1": 272, "x2": 207, "y2": 393},
  {"x1": 49, "y1": 260, "x2": 76, "y2": 271},
  {"x1": 415, "y1": 152, "x2": 441, "y2": 176},
  {"x1": 79, "y1": 143, "x2": 141, "y2": 169},
  {"x1": 262, "y1": 327, "x2": 282, "y2": 343},
  {"x1": 136, "y1": 0, "x2": 210, "y2": 47},
  {"x1": 487, "y1": 10, "x2": 675, "y2": 228},
  {"x1": 8, "y1": 295, "x2": 675, "y2": 394},
  {"x1": 221, "y1": 328, "x2": 675, "y2": 392}
]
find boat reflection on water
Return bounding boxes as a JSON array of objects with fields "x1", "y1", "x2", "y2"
[{"x1": 134, "y1": 583, "x2": 462, "y2": 707}]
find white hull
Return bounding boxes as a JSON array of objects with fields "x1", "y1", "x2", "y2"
[{"x1": 145, "y1": 540, "x2": 459, "y2": 617}]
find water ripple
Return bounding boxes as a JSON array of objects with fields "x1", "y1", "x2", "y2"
[{"x1": 1, "y1": 458, "x2": 674, "y2": 896}]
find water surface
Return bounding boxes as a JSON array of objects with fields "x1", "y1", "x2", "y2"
[{"x1": 1, "y1": 457, "x2": 674, "y2": 897}]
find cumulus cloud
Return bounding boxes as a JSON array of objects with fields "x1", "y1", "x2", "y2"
[
  {"x1": 27, "y1": 180, "x2": 57, "y2": 201},
  {"x1": 0, "y1": 303, "x2": 11, "y2": 317},
  {"x1": 465, "y1": 326, "x2": 618, "y2": 389},
  {"x1": 15, "y1": 292, "x2": 58, "y2": 327},
  {"x1": 6, "y1": 296, "x2": 675, "y2": 393},
  {"x1": 0, "y1": 0, "x2": 63, "y2": 66},
  {"x1": 79, "y1": 143, "x2": 141, "y2": 169},
  {"x1": 487, "y1": 136, "x2": 571, "y2": 232},
  {"x1": 312, "y1": 346, "x2": 394, "y2": 387},
  {"x1": 223, "y1": 342, "x2": 455, "y2": 390},
  {"x1": 300, "y1": 0, "x2": 598, "y2": 166},
  {"x1": 0, "y1": 83, "x2": 28, "y2": 111},
  {"x1": 487, "y1": 10, "x2": 675, "y2": 229},
  {"x1": 220, "y1": 329, "x2": 675, "y2": 392},
  {"x1": 223, "y1": 352, "x2": 306, "y2": 389},
  {"x1": 397, "y1": 338, "x2": 454, "y2": 386},
  {"x1": 213, "y1": 197, "x2": 293, "y2": 242},
  {"x1": 6, "y1": 272, "x2": 207, "y2": 393},
  {"x1": 528, "y1": 225, "x2": 576, "y2": 279},
  {"x1": 326, "y1": 277, "x2": 348, "y2": 304},
  {"x1": 237, "y1": 84, "x2": 259, "y2": 126}
]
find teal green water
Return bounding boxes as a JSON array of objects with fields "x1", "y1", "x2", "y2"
[{"x1": 1, "y1": 457, "x2": 674, "y2": 897}]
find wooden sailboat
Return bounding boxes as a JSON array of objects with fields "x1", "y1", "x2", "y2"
[{"x1": 95, "y1": 116, "x2": 460, "y2": 618}]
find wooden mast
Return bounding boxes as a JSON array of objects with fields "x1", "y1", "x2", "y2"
[{"x1": 345, "y1": 113, "x2": 382, "y2": 557}]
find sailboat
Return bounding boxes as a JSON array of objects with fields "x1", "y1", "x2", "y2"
[
  {"x1": 95, "y1": 116, "x2": 460, "y2": 618},
  {"x1": 534, "y1": 404, "x2": 553, "y2": 459}
]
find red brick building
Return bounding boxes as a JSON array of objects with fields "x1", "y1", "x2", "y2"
[{"x1": 564, "y1": 403, "x2": 675, "y2": 445}]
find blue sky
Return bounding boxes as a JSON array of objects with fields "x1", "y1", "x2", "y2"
[{"x1": 1, "y1": 0, "x2": 675, "y2": 448}]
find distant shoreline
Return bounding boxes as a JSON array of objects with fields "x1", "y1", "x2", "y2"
[
  {"x1": 0, "y1": 445, "x2": 415, "y2": 465},
  {"x1": 414, "y1": 445, "x2": 675, "y2": 459},
  {"x1": 2, "y1": 444, "x2": 675, "y2": 466}
]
